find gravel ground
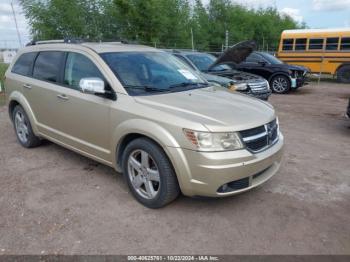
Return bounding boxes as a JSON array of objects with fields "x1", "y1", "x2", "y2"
[{"x1": 0, "y1": 82, "x2": 349, "y2": 255}]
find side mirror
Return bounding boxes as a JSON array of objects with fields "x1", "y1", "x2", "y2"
[
  {"x1": 79, "y1": 78, "x2": 105, "y2": 94},
  {"x1": 258, "y1": 61, "x2": 267, "y2": 66}
]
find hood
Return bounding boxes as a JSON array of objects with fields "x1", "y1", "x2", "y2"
[
  {"x1": 133, "y1": 87, "x2": 275, "y2": 132},
  {"x1": 209, "y1": 40, "x2": 256, "y2": 70},
  {"x1": 209, "y1": 69, "x2": 264, "y2": 83},
  {"x1": 201, "y1": 73, "x2": 233, "y2": 86}
]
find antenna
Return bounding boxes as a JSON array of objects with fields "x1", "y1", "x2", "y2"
[{"x1": 11, "y1": 1, "x2": 22, "y2": 48}]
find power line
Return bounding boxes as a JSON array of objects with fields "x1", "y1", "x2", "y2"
[{"x1": 11, "y1": 0, "x2": 23, "y2": 47}]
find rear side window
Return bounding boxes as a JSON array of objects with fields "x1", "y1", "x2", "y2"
[
  {"x1": 33, "y1": 51, "x2": 65, "y2": 83},
  {"x1": 282, "y1": 39, "x2": 294, "y2": 51},
  {"x1": 309, "y1": 39, "x2": 324, "y2": 50},
  {"x1": 11, "y1": 52, "x2": 37, "y2": 76},
  {"x1": 295, "y1": 38, "x2": 307, "y2": 50},
  {"x1": 64, "y1": 52, "x2": 104, "y2": 90},
  {"x1": 340, "y1": 37, "x2": 350, "y2": 50}
]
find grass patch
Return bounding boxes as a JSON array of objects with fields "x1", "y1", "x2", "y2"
[{"x1": 0, "y1": 63, "x2": 8, "y2": 106}]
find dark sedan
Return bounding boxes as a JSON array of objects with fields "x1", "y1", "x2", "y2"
[{"x1": 233, "y1": 51, "x2": 309, "y2": 94}]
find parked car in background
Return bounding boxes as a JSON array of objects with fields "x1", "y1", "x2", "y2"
[
  {"x1": 277, "y1": 28, "x2": 350, "y2": 83},
  {"x1": 167, "y1": 44, "x2": 271, "y2": 100},
  {"x1": 5, "y1": 40, "x2": 283, "y2": 208},
  {"x1": 233, "y1": 51, "x2": 309, "y2": 94}
]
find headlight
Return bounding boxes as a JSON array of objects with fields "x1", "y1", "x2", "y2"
[
  {"x1": 232, "y1": 83, "x2": 248, "y2": 91},
  {"x1": 184, "y1": 129, "x2": 243, "y2": 151}
]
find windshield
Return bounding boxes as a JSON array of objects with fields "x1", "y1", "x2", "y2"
[
  {"x1": 101, "y1": 52, "x2": 208, "y2": 95},
  {"x1": 186, "y1": 53, "x2": 231, "y2": 72},
  {"x1": 261, "y1": 53, "x2": 283, "y2": 65}
]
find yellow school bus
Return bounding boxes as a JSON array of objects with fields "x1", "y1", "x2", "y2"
[{"x1": 277, "y1": 28, "x2": 350, "y2": 83}]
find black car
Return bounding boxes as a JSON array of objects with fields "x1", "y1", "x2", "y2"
[
  {"x1": 168, "y1": 44, "x2": 271, "y2": 100},
  {"x1": 233, "y1": 51, "x2": 309, "y2": 94}
]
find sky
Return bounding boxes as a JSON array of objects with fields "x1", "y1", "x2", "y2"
[{"x1": 0, "y1": 0, "x2": 350, "y2": 49}]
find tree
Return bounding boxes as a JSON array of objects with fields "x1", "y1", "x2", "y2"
[
  {"x1": 20, "y1": 0, "x2": 304, "y2": 51},
  {"x1": 20, "y1": 0, "x2": 118, "y2": 41}
]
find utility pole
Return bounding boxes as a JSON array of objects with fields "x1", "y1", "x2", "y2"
[
  {"x1": 11, "y1": 1, "x2": 22, "y2": 48},
  {"x1": 225, "y1": 30, "x2": 229, "y2": 50},
  {"x1": 191, "y1": 28, "x2": 194, "y2": 51}
]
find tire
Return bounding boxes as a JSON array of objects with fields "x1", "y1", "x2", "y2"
[
  {"x1": 337, "y1": 65, "x2": 350, "y2": 83},
  {"x1": 12, "y1": 105, "x2": 41, "y2": 148},
  {"x1": 270, "y1": 75, "x2": 291, "y2": 94},
  {"x1": 122, "y1": 138, "x2": 180, "y2": 208}
]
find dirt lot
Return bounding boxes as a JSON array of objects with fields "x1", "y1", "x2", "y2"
[{"x1": 0, "y1": 82, "x2": 349, "y2": 255}]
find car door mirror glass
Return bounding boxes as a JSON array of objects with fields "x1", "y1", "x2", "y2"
[
  {"x1": 79, "y1": 78, "x2": 105, "y2": 94},
  {"x1": 258, "y1": 61, "x2": 267, "y2": 66}
]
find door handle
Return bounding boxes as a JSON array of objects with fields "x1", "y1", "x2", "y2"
[
  {"x1": 57, "y1": 94, "x2": 69, "y2": 101},
  {"x1": 23, "y1": 84, "x2": 32, "y2": 89}
]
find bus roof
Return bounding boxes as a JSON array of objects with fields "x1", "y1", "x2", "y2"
[{"x1": 282, "y1": 28, "x2": 350, "y2": 35}]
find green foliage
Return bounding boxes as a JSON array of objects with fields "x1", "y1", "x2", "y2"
[
  {"x1": 20, "y1": 0, "x2": 118, "y2": 40},
  {"x1": 0, "y1": 63, "x2": 8, "y2": 85},
  {"x1": 20, "y1": 0, "x2": 304, "y2": 51}
]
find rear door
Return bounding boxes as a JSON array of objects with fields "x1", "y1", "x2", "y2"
[{"x1": 26, "y1": 51, "x2": 66, "y2": 131}]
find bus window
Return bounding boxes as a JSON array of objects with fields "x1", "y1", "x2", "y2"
[
  {"x1": 340, "y1": 37, "x2": 350, "y2": 50},
  {"x1": 309, "y1": 38, "x2": 324, "y2": 50},
  {"x1": 326, "y1": 38, "x2": 339, "y2": 50},
  {"x1": 295, "y1": 38, "x2": 307, "y2": 50},
  {"x1": 282, "y1": 39, "x2": 294, "y2": 51}
]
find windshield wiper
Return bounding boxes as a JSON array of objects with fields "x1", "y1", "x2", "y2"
[
  {"x1": 123, "y1": 85, "x2": 171, "y2": 93},
  {"x1": 169, "y1": 82, "x2": 209, "y2": 89}
]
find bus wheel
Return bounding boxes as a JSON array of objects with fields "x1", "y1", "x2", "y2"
[{"x1": 337, "y1": 66, "x2": 350, "y2": 83}]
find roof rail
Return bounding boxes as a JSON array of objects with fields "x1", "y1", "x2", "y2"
[{"x1": 26, "y1": 38, "x2": 84, "y2": 46}]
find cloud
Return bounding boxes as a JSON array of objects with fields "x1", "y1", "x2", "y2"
[
  {"x1": 280, "y1": 7, "x2": 303, "y2": 23},
  {"x1": 312, "y1": 0, "x2": 350, "y2": 11}
]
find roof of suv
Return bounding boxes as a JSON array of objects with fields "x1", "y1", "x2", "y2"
[{"x1": 23, "y1": 42, "x2": 158, "y2": 54}]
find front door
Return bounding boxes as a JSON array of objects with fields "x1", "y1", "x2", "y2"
[{"x1": 52, "y1": 52, "x2": 112, "y2": 163}]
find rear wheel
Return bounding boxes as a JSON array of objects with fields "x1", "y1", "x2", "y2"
[
  {"x1": 122, "y1": 138, "x2": 180, "y2": 208},
  {"x1": 337, "y1": 65, "x2": 350, "y2": 83},
  {"x1": 270, "y1": 75, "x2": 291, "y2": 94},
  {"x1": 12, "y1": 105, "x2": 41, "y2": 148}
]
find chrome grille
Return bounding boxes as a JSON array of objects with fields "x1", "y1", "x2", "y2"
[
  {"x1": 248, "y1": 81, "x2": 269, "y2": 93},
  {"x1": 239, "y1": 119, "x2": 279, "y2": 153}
]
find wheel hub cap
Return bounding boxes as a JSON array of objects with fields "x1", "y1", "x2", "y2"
[{"x1": 127, "y1": 150, "x2": 160, "y2": 200}]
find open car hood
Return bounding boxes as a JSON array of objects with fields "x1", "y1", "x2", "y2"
[{"x1": 209, "y1": 40, "x2": 256, "y2": 70}]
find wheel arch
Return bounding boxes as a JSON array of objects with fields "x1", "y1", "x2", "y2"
[
  {"x1": 112, "y1": 119, "x2": 181, "y2": 171},
  {"x1": 7, "y1": 91, "x2": 40, "y2": 135},
  {"x1": 268, "y1": 72, "x2": 291, "y2": 83},
  {"x1": 335, "y1": 63, "x2": 350, "y2": 75}
]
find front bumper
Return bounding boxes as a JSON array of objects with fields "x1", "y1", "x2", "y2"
[
  {"x1": 245, "y1": 90, "x2": 272, "y2": 101},
  {"x1": 291, "y1": 74, "x2": 309, "y2": 89},
  {"x1": 167, "y1": 133, "x2": 284, "y2": 197}
]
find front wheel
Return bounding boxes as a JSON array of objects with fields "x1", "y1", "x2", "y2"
[
  {"x1": 122, "y1": 138, "x2": 180, "y2": 208},
  {"x1": 270, "y1": 75, "x2": 291, "y2": 94}
]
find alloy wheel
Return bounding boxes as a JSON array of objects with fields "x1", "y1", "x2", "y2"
[
  {"x1": 127, "y1": 149, "x2": 161, "y2": 200},
  {"x1": 14, "y1": 111, "x2": 29, "y2": 144},
  {"x1": 272, "y1": 77, "x2": 288, "y2": 93}
]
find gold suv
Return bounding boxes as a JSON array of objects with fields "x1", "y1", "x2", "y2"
[{"x1": 5, "y1": 40, "x2": 284, "y2": 208}]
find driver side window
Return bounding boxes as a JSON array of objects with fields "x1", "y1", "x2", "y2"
[
  {"x1": 64, "y1": 52, "x2": 105, "y2": 90},
  {"x1": 245, "y1": 53, "x2": 262, "y2": 63}
]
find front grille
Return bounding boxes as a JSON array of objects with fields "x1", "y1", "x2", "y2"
[
  {"x1": 239, "y1": 119, "x2": 279, "y2": 153},
  {"x1": 248, "y1": 81, "x2": 269, "y2": 93}
]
